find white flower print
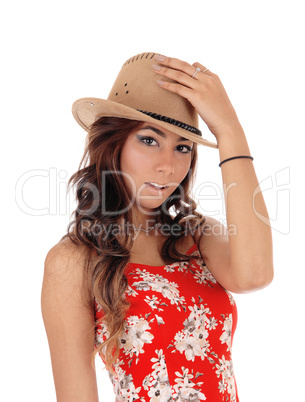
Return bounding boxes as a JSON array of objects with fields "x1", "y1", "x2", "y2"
[
  {"x1": 142, "y1": 374, "x2": 151, "y2": 391},
  {"x1": 220, "y1": 314, "x2": 233, "y2": 352},
  {"x1": 188, "y1": 303, "x2": 213, "y2": 332},
  {"x1": 148, "y1": 382, "x2": 173, "y2": 401},
  {"x1": 127, "y1": 315, "x2": 142, "y2": 324},
  {"x1": 110, "y1": 364, "x2": 143, "y2": 402},
  {"x1": 193, "y1": 262, "x2": 217, "y2": 286},
  {"x1": 172, "y1": 367, "x2": 206, "y2": 401},
  {"x1": 169, "y1": 301, "x2": 217, "y2": 363},
  {"x1": 152, "y1": 281, "x2": 179, "y2": 300},
  {"x1": 215, "y1": 355, "x2": 236, "y2": 401},
  {"x1": 218, "y1": 379, "x2": 226, "y2": 394},
  {"x1": 151, "y1": 350, "x2": 169, "y2": 383},
  {"x1": 126, "y1": 383, "x2": 142, "y2": 401},
  {"x1": 164, "y1": 263, "x2": 179, "y2": 273},
  {"x1": 175, "y1": 333, "x2": 207, "y2": 362},
  {"x1": 155, "y1": 314, "x2": 165, "y2": 326},
  {"x1": 163, "y1": 260, "x2": 194, "y2": 274},
  {"x1": 225, "y1": 289, "x2": 236, "y2": 306},
  {"x1": 145, "y1": 350, "x2": 172, "y2": 401},
  {"x1": 120, "y1": 315, "x2": 154, "y2": 360},
  {"x1": 193, "y1": 270, "x2": 208, "y2": 285},
  {"x1": 206, "y1": 316, "x2": 218, "y2": 330},
  {"x1": 131, "y1": 270, "x2": 186, "y2": 311},
  {"x1": 177, "y1": 262, "x2": 189, "y2": 272},
  {"x1": 144, "y1": 295, "x2": 165, "y2": 311},
  {"x1": 126, "y1": 285, "x2": 139, "y2": 297},
  {"x1": 95, "y1": 319, "x2": 110, "y2": 345}
]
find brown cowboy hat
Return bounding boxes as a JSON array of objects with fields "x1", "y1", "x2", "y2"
[{"x1": 72, "y1": 52, "x2": 218, "y2": 148}]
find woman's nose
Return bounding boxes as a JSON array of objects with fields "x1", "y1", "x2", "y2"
[{"x1": 155, "y1": 149, "x2": 175, "y2": 175}]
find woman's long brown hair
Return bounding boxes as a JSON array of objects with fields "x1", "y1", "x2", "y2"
[{"x1": 61, "y1": 117, "x2": 205, "y2": 371}]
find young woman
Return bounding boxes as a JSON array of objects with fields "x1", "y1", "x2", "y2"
[{"x1": 41, "y1": 52, "x2": 273, "y2": 401}]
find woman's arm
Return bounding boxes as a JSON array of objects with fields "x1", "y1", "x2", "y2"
[
  {"x1": 210, "y1": 125, "x2": 273, "y2": 292},
  {"x1": 153, "y1": 56, "x2": 274, "y2": 293},
  {"x1": 41, "y1": 239, "x2": 99, "y2": 402}
]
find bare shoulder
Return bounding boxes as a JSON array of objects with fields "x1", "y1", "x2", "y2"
[
  {"x1": 192, "y1": 215, "x2": 228, "y2": 246},
  {"x1": 44, "y1": 236, "x2": 88, "y2": 277},
  {"x1": 42, "y1": 236, "x2": 94, "y2": 310}
]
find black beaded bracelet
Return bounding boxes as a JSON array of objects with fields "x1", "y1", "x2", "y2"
[{"x1": 219, "y1": 155, "x2": 254, "y2": 167}]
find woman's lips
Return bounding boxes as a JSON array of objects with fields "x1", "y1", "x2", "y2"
[
  {"x1": 145, "y1": 182, "x2": 168, "y2": 189},
  {"x1": 145, "y1": 182, "x2": 169, "y2": 195}
]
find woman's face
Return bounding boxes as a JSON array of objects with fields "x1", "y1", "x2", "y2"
[{"x1": 120, "y1": 122, "x2": 194, "y2": 215}]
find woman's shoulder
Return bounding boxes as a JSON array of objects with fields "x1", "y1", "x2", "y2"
[
  {"x1": 42, "y1": 236, "x2": 95, "y2": 312},
  {"x1": 44, "y1": 237, "x2": 87, "y2": 275},
  {"x1": 43, "y1": 236, "x2": 95, "y2": 295}
]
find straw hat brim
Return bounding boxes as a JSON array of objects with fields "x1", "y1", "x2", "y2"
[{"x1": 72, "y1": 97, "x2": 218, "y2": 149}]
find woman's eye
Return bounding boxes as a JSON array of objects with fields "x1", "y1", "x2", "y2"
[
  {"x1": 137, "y1": 135, "x2": 158, "y2": 146},
  {"x1": 177, "y1": 145, "x2": 192, "y2": 153}
]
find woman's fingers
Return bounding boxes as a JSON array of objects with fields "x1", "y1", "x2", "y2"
[
  {"x1": 152, "y1": 55, "x2": 211, "y2": 104},
  {"x1": 156, "y1": 78, "x2": 194, "y2": 100},
  {"x1": 155, "y1": 56, "x2": 196, "y2": 77},
  {"x1": 192, "y1": 62, "x2": 213, "y2": 78},
  {"x1": 152, "y1": 63, "x2": 195, "y2": 89},
  {"x1": 153, "y1": 56, "x2": 212, "y2": 84}
]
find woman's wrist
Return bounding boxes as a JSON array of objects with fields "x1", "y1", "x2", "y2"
[{"x1": 215, "y1": 124, "x2": 251, "y2": 162}]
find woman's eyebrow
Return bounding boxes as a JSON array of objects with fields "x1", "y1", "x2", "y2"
[{"x1": 141, "y1": 126, "x2": 190, "y2": 142}]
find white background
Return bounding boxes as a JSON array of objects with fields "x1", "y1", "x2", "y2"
[{"x1": 1, "y1": 0, "x2": 304, "y2": 400}]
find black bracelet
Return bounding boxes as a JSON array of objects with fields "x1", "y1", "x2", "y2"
[{"x1": 219, "y1": 155, "x2": 254, "y2": 167}]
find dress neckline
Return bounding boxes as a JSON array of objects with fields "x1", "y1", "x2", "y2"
[{"x1": 127, "y1": 243, "x2": 198, "y2": 268}]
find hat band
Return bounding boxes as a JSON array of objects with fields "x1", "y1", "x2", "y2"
[{"x1": 136, "y1": 109, "x2": 202, "y2": 137}]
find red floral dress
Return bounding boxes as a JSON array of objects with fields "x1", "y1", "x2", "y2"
[{"x1": 95, "y1": 243, "x2": 239, "y2": 401}]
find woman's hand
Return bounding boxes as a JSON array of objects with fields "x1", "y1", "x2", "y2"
[{"x1": 152, "y1": 55, "x2": 242, "y2": 141}]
